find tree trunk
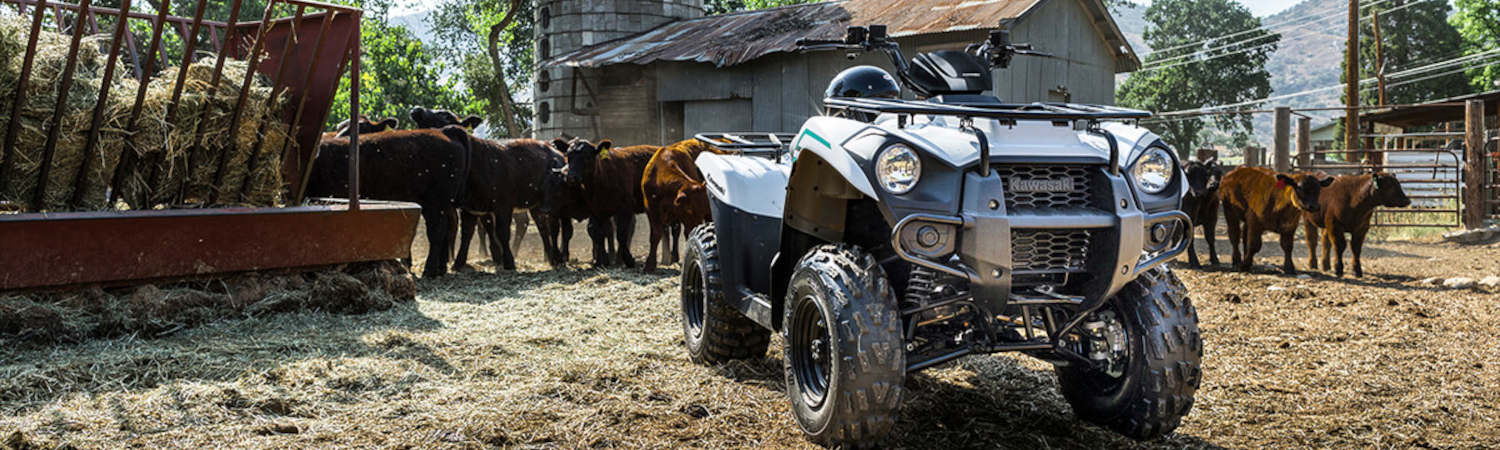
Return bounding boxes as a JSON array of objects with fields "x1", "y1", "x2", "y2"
[{"x1": 487, "y1": 0, "x2": 524, "y2": 138}]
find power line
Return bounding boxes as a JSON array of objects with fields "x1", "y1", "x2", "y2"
[
  {"x1": 1145, "y1": 0, "x2": 1398, "y2": 57},
  {"x1": 1137, "y1": 0, "x2": 1443, "y2": 73},
  {"x1": 1149, "y1": 50, "x2": 1500, "y2": 118}
]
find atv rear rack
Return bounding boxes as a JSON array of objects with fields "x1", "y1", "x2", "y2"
[{"x1": 695, "y1": 132, "x2": 795, "y2": 161}]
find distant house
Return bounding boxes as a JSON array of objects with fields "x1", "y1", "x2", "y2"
[{"x1": 535, "y1": 0, "x2": 1141, "y2": 146}]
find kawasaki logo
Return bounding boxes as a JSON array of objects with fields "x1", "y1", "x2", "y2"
[{"x1": 1010, "y1": 177, "x2": 1076, "y2": 193}]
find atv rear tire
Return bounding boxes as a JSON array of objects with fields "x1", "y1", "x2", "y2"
[
  {"x1": 1056, "y1": 267, "x2": 1202, "y2": 440},
  {"x1": 680, "y1": 223, "x2": 770, "y2": 364},
  {"x1": 783, "y1": 244, "x2": 905, "y2": 448}
]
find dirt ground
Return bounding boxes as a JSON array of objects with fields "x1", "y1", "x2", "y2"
[{"x1": 2, "y1": 217, "x2": 1498, "y2": 449}]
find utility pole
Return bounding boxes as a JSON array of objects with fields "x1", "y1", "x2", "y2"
[
  {"x1": 1373, "y1": 8, "x2": 1386, "y2": 107},
  {"x1": 1344, "y1": 0, "x2": 1360, "y2": 159}
]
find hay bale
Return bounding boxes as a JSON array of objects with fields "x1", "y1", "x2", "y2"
[
  {"x1": 0, "y1": 16, "x2": 133, "y2": 211},
  {"x1": 0, "y1": 17, "x2": 296, "y2": 211}
]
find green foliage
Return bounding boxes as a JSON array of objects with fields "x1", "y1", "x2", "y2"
[
  {"x1": 323, "y1": 0, "x2": 481, "y2": 130},
  {"x1": 429, "y1": 0, "x2": 533, "y2": 138},
  {"x1": 1117, "y1": 0, "x2": 1278, "y2": 156},
  {"x1": 706, "y1": 0, "x2": 814, "y2": 14},
  {"x1": 1451, "y1": 0, "x2": 1500, "y2": 91},
  {"x1": 326, "y1": 19, "x2": 474, "y2": 128},
  {"x1": 1341, "y1": 0, "x2": 1466, "y2": 106}
]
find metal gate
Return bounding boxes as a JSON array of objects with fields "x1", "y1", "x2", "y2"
[{"x1": 1296, "y1": 133, "x2": 1465, "y2": 229}]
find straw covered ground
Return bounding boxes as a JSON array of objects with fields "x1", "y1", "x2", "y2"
[
  {"x1": 0, "y1": 15, "x2": 294, "y2": 211},
  {"x1": 1, "y1": 224, "x2": 1497, "y2": 448}
]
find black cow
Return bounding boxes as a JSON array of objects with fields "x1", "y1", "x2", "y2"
[
  {"x1": 408, "y1": 106, "x2": 534, "y2": 265},
  {"x1": 1181, "y1": 157, "x2": 1224, "y2": 267},
  {"x1": 306, "y1": 126, "x2": 470, "y2": 278}
]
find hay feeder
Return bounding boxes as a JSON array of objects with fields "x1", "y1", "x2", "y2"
[{"x1": 0, "y1": 0, "x2": 419, "y2": 291}]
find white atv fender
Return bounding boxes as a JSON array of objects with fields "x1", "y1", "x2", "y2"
[{"x1": 696, "y1": 116, "x2": 879, "y2": 219}]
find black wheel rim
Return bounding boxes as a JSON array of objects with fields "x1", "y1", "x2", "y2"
[
  {"x1": 682, "y1": 258, "x2": 706, "y2": 340},
  {"x1": 790, "y1": 296, "x2": 832, "y2": 408}
]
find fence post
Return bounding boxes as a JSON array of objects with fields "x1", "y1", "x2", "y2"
[
  {"x1": 1274, "y1": 107, "x2": 1291, "y2": 172},
  {"x1": 1295, "y1": 116, "x2": 1311, "y2": 170},
  {"x1": 1465, "y1": 99, "x2": 1487, "y2": 229},
  {"x1": 1245, "y1": 146, "x2": 1263, "y2": 167}
]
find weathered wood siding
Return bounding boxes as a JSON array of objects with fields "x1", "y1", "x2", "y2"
[{"x1": 543, "y1": 0, "x2": 1128, "y2": 145}]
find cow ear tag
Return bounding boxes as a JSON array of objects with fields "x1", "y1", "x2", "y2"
[
  {"x1": 1275, "y1": 179, "x2": 1287, "y2": 189},
  {"x1": 598, "y1": 148, "x2": 610, "y2": 159}
]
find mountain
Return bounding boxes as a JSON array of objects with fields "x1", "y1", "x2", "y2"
[{"x1": 1113, "y1": 0, "x2": 1349, "y2": 145}]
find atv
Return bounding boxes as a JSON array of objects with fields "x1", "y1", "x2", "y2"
[{"x1": 680, "y1": 25, "x2": 1200, "y2": 447}]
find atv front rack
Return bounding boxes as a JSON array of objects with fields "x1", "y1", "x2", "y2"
[
  {"x1": 695, "y1": 132, "x2": 795, "y2": 161},
  {"x1": 822, "y1": 97, "x2": 1152, "y2": 122}
]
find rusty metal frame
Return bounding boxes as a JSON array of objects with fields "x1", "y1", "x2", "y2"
[{"x1": 0, "y1": 201, "x2": 419, "y2": 290}]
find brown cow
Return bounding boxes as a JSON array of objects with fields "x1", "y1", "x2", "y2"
[
  {"x1": 306, "y1": 126, "x2": 470, "y2": 278},
  {"x1": 561, "y1": 138, "x2": 659, "y2": 268},
  {"x1": 1303, "y1": 172, "x2": 1411, "y2": 277},
  {"x1": 641, "y1": 139, "x2": 721, "y2": 272},
  {"x1": 1219, "y1": 166, "x2": 1333, "y2": 274}
]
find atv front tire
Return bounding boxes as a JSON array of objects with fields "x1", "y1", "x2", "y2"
[
  {"x1": 1056, "y1": 267, "x2": 1202, "y2": 440},
  {"x1": 680, "y1": 223, "x2": 770, "y2": 364},
  {"x1": 783, "y1": 244, "x2": 906, "y2": 448}
]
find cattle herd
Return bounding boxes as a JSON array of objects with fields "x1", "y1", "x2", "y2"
[
  {"x1": 305, "y1": 108, "x2": 717, "y2": 277},
  {"x1": 307, "y1": 112, "x2": 1415, "y2": 281},
  {"x1": 1183, "y1": 157, "x2": 1412, "y2": 277}
]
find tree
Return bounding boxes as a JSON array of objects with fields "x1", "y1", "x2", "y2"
[
  {"x1": 325, "y1": 19, "x2": 475, "y2": 127},
  {"x1": 1343, "y1": 0, "x2": 1467, "y2": 107},
  {"x1": 429, "y1": 0, "x2": 533, "y2": 138},
  {"x1": 1451, "y1": 0, "x2": 1500, "y2": 91},
  {"x1": 1117, "y1": 0, "x2": 1279, "y2": 157}
]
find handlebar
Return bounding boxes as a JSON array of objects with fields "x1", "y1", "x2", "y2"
[{"x1": 794, "y1": 38, "x2": 847, "y2": 47}]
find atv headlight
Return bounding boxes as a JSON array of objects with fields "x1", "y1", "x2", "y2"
[
  {"x1": 1130, "y1": 147, "x2": 1175, "y2": 195},
  {"x1": 876, "y1": 144, "x2": 921, "y2": 194}
]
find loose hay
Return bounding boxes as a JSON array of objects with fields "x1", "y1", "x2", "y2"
[
  {"x1": 0, "y1": 16, "x2": 295, "y2": 211},
  {"x1": 0, "y1": 261, "x2": 414, "y2": 344},
  {"x1": 0, "y1": 231, "x2": 1497, "y2": 448}
]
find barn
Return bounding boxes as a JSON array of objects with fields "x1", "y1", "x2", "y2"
[{"x1": 534, "y1": 0, "x2": 1141, "y2": 146}]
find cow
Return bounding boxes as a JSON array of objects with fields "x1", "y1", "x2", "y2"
[
  {"x1": 1219, "y1": 166, "x2": 1334, "y2": 274},
  {"x1": 322, "y1": 116, "x2": 397, "y2": 139},
  {"x1": 537, "y1": 162, "x2": 616, "y2": 266},
  {"x1": 450, "y1": 137, "x2": 567, "y2": 271},
  {"x1": 560, "y1": 138, "x2": 659, "y2": 268},
  {"x1": 1181, "y1": 157, "x2": 1224, "y2": 268},
  {"x1": 641, "y1": 139, "x2": 721, "y2": 272},
  {"x1": 305, "y1": 126, "x2": 470, "y2": 278},
  {"x1": 1303, "y1": 172, "x2": 1411, "y2": 277},
  {"x1": 407, "y1": 107, "x2": 531, "y2": 261}
]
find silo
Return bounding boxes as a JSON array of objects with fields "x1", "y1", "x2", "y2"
[{"x1": 534, "y1": 0, "x2": 705, "y2": 142}]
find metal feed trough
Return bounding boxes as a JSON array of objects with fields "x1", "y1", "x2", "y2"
[{"x1": 0, "y1": 0, "x2": 417, "y2": 290}]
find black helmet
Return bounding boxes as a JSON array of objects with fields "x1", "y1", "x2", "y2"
[{"x1": 825, "y1": 65, "x2": 900, "y2": 99}]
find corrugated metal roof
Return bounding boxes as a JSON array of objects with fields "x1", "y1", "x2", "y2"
[{"x1": 545, "y1": 0, "x2": 1065, "y2": 69}]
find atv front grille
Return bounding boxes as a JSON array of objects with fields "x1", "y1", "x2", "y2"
[
  {"x1": 996, "y1": 166, "x2": 1093, "y2": 211},
  {"x1": 1011, "y1": 230, "x2": 1090, "y2": 276}
]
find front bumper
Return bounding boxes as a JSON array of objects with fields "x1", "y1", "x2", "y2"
[{"x1": 891, "y1": 167, "x2": 1189, "y2": 315}]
